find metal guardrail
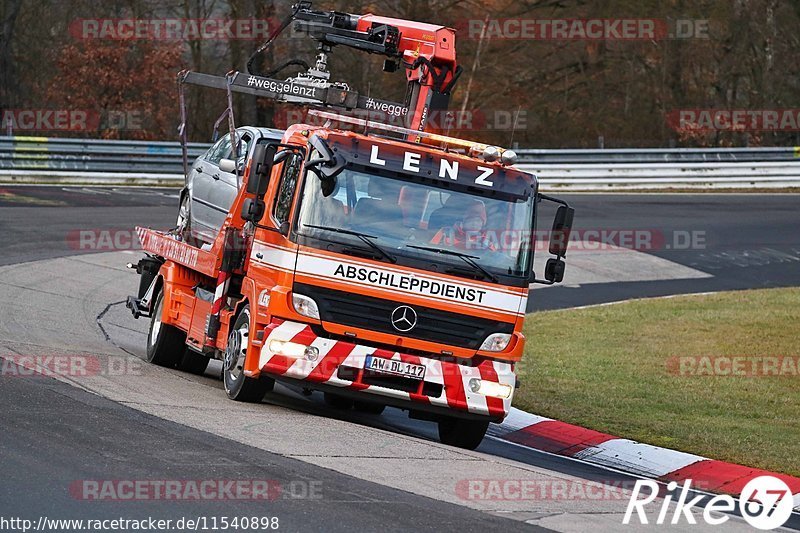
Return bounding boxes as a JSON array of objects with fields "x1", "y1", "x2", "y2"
[
  {"x1": 0, "y1": 136, "x2": 209, "y2": 175},
  {"x1": 515, "y1": 146, "x2": 800, "y2": 163},
  {"x1": 1, "y1": 136, "x2": 799, "y2": 189},
  {"x1": 519, "y1": 161, "x2": 800, "y2": 190}
]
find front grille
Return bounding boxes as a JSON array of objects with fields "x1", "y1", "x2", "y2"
[{"x1": 294, "y1": 282, "x2": 513, "y2": 350}]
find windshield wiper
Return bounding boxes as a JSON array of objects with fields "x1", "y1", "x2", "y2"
[
  {"x1": 406, "y1": 244, "x2": 499, "y2": 283},
  {"x1": 303, "y1": 224, "x2": 397, "y2": 264}
]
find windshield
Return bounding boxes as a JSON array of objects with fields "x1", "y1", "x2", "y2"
[{"x1": 296, "y1": 167, "x2": 535, "y2": 281}]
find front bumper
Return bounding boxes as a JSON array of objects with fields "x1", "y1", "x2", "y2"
[{"x1": 257, "y1": 319, "x2": 514, "y2": 421}]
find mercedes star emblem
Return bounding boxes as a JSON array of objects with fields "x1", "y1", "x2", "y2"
[{"x1": 390, "y1": 305, "x2": 418, "y2": 332}]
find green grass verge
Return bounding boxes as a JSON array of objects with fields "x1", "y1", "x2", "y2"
[{"x1": 515, "y1": 287, "x2": 800, "y2": 476}]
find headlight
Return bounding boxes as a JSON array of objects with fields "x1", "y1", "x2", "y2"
[
  {"x1": 268, "y1": 340, "x2": 319, "y2": 361},
  {"x1": 479, "y1": 333, "x2": 512, "y2": 352},
  {"x1": 292, "y1": 293, "x2": 320, "y2": 319},
  {"x1": 468, "y1": 378, "x2": 513, "y2": 399}
]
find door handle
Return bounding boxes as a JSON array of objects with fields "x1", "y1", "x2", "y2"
[
  {"x1": 255, "y1": 253, "x2": 263, "y2": 259},
  {"x1": 212, "y1": 174, "x2": 220, "y2": 180},
  {"x1": 195, "y1": 167, "x2": 203, "y2": 173}
]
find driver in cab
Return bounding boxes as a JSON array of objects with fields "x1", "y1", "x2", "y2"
[{"x1": 429, "y1": 200, "x2": 495, "y2": 251}]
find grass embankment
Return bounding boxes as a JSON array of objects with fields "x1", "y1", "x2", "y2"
[{"x1": 515, "y1": 288, "x2": 800, "y2": 476}]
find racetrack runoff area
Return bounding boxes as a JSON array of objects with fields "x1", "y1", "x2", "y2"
[{"x1": 516, "y1": 287, "x2": 800, "y2": 477}]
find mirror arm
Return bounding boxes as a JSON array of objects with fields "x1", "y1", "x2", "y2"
[
  {"x1": 306, "y1": 156, "x2": 327, "y2": 168},
  {"x1": 538, "y1": 193, "x2": 570, "y2": 207},
  {"x1": 252, "y1": 219, "x2": 290, "y2": 236}
]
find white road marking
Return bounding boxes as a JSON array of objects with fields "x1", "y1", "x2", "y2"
[
  {"x1": 572, "y1": 438, "x2": 705, "y2": 478},
  {"x1": 77, "y1": 187, "x2": 111, "y2": 195},
  {"x1": 533, "y1": 240, "x2": 711, "y2": 288}
]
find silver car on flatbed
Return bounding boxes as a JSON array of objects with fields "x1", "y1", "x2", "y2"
[{"x1": 177, "y1": 126, "x2": 284, "y2": 244}]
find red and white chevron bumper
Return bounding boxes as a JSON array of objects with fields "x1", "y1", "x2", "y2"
[{"x1": 257, "y1": 319, "x2": 514, "y2": 420}]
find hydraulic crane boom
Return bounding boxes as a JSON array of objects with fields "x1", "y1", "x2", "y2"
[{"x1": 248, "y1": 2, "x2": 461, "y2": 138}]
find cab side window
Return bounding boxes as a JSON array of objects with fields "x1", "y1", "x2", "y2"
[{"x1": 273, "y1": 153, "x2": 302, "y2": 225}]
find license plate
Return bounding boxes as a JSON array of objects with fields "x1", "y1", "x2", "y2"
[{"x1": 364, "y1": 356, "x2": 426, "y2": 380}]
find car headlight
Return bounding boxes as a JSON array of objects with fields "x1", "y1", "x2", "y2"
[
  {"x1": 292, "y1": 293, "x2": 320, "y2": 319},
  {"x1": 479, "y1": 333, "x2": 512, "y2": 352}
]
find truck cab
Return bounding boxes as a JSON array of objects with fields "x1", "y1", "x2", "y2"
[{"x1": 223, "y1": 116, "x2": 569, "y2": 448}]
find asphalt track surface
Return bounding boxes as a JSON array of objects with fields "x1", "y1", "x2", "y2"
[
  {"x1": 530, "y1": 192, "x2": 800, "y2": 310},
  {"x1": 0, "y1": 186, "x2": 798, "y2": 532},
  {"x1": 1, "y1": 187, "x2": 798, "y2": 308}
]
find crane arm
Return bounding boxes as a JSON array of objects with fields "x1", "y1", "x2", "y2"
[{"x1": 248, "y1": 2, "x2": 461, "y2": 137}]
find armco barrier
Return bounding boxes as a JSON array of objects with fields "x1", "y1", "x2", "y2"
[
  {"x1": 0, "y1": 136, "x2": 209, "y2": 185},
  {"x1": 1, "y1": 136, "x2": 799, "y2": 189},
  {"x1": 519, "y1": 161, "x2": 800, "y2": 190},
  {"x1": 514, "y1": 146, "x2": 800, "y2": 163}
]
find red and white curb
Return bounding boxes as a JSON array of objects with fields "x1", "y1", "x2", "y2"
[{"x1": 490, "y1": 408, "x2": 800, "y2": 512}]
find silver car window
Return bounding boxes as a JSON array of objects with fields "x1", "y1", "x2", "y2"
[{"x1": 205, "y1": 134, "x2": 231, "y2": 165}]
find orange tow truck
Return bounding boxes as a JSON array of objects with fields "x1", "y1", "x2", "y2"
[{"x1": 127, "y1": 3, "x2": 574, "y2": 448}]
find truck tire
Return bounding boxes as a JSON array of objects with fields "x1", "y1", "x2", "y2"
[
  {"x1": 353, "y1": 400, "x2": 385, "y2": 415},
  {"x1": 223, "y1": 305, "x2": 274, "y2": 402},
  {"x1": 437, "y1": 417, "x2": 489, "y2": 450},
  {"x1": 146, "y1": 291, "x2": 184, "y2": 368},
  {"x1": 178, "y1": 349, "x2": 209, "y2": 375},
  {"x1": 323, "y1": 392, "x2": 354, "y2": 410}
]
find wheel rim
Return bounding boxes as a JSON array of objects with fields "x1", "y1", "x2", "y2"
[
  {"x1": 224, "y1": 314, "x2": 248, "y2": 384},
  {"x1": 150, "y1": 297, "x2": 162, "y2": 345}
]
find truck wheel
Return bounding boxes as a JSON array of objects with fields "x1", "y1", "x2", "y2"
[
  {"x1": 223, "y1": 305, "x2": 274, "y2": 402},
  {"x1": 437, "y1": 417, "x2": 489, "y2": 450},
  {"x1": 146, "y1": 291, "x2": 184, "y2": 368},
  {"x1": 323, "y1": 392, "x2": 354, "y2": 410},
  {"x1": 353, "y1": 401, "x2": 385, "y2": 415},
  {"x1": 147, "y1": 291, "x2": 186, "y2": 368},
  {"x1": 178, "y1": 349, "x2": 209, "y2": 375}
]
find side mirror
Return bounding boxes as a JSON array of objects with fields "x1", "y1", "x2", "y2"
[
  {"x1": 320, "y1": 176, "x2": 337, "y2": 197},
  {"x1": 307, "y1": 134, "x2": 346, "y2": 179},
  {"x1": 241, "y1": 198, "x2": 265, "y2": 223},
  {"x1": 549, "y1": 205, "x2": 575, "y2": 257},
  {"x1": 246, "y1": 144, "x2": 276, "y2": 196},
  {"x1": 544, "y1": 258, "x2": 565, "y2": 283},
  {"x1": 219, "y1": 158, "x2": 236, "y2": 173},
  {"x1": 531, "y1": 197, "x2": 574, "y2": 285}
]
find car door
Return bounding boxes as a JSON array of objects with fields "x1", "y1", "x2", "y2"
[
  {"x1": 192, "y1": 133, "x2": 233, "y2": 241},
  {"x1": 210, "y1": 132, "x2": 252, "y2": 230}
]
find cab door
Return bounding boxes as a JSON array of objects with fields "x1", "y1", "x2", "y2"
[{"x1": 249, "y1": 150, "x2": 304, "y2": 291}]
